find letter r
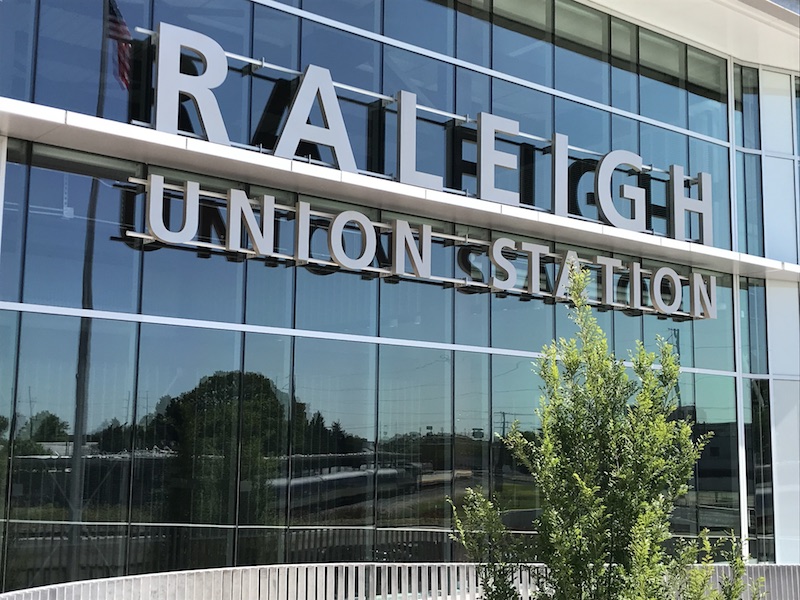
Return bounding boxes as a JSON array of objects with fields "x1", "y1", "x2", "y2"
[{"x1": 155, "y1": 22, "x2": 231, "y2": 146}]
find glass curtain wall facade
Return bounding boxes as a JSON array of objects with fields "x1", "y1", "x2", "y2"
[{"x1": 0, "y1": 0, "x2": 798, "y2": 591}]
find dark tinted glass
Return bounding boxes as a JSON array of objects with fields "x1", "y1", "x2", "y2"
[
  {"x1": 384, "y1": 0, "x2": 455, "y2": 56},
  {"x1": 744, "y1": 379, "x2": 774, "y2": 562},
  {"x1": 0, "y1": 0, "x2": 36, "y2": 101},
  {"x1": 610, "y1": 18, "x2": 638, "y2": 113},
  {"x1": 133, "y1": 325, "x2": 241, "y2": 526},
  {"x1": 693, "y1": 374, "x2": 739, "y2": 535},
  {"x1": 377, "y1": 346, "x2": 452, "y2": 528},
  {"x1": 292, "y1": 339, "x2": 376, "y2": 527},
  {"x1": 0, "y1": 311, "x2": 17, "y2": 582},
  {"x1": 687, "y1": 47, "x2": 727, "y2": 140},
  {"x1": 454, "y1": 226, "x2": 490, "y2": 347},
  {"x1": 740, "y1": 278, "x2": 768, "y2": 374},
  {"x1": 690, "y1": 138, "x2": 730, "y2": 250},
  {"x1": 453, "y1": 353, "x2": 490, "y2": 510},
  {"x1": 126, "y1": 525, "x2": 233, "y2": 575},
  {"x1": 736, "y1": 152, "x2": 764, "y2": 256},
  {"x1": 734, "y1": 65, "x2": 761, "y2": 149},
  {"x1": 384, "y1": 47, "x2": 455, "y2": 112},
  {"x1": 639, "y1": 30, "x2": 687, "y2": 128},
  {"x1": 491, "y1": 355, "x2": 542, "y2": 529},
  {"x1": 0, "y1": 148, "x2": 27, "y2": 302},
  {"x1": 239, "y1": 333, "x2": 291, "y2": 528},
  {"x1": 34, "y1": 0, "x2": 149, "y2": 122},
  {"x1": 492, "y1": 0, "x2": 553, "y2": 86},
  {"x1": 302, "y1": 0, "x2": 381, "y2": 31},
  {"x1": 6, "y1": 314, "x2": 135, "y2": 589},
  {"x1": 554, "y1": 0, "x2": 609, "y2": 104},
  {"x1": 22, "y1": 148, "x2": 141, "y2": 312}
]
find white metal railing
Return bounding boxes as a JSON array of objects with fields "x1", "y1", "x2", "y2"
[
  {"x1": 0, "y1": 563, "x2": 543, "y2": 600},
  {"x1": 1, "y1": 562, "x2": 798, "y2": 599}
]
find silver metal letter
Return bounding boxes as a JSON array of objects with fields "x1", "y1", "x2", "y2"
[
  {"x1": 489, "y1": 238, "x2": 517, "y2": 291},
  {"x1": 595, "y1": 256, "x2": 623, "y2": 306},
  {"x1": 477, "y1": 113, "x2": 520, "y2": 205},
  {"x1": 328, "y1": 210, "x2": 377, "y2": 271},
  {"x1": 670, "y1": 166, "x2": 713, "y2": 245},
  {"x1": 594, "y1": 150, "x2": 646, "y2": 232},
  {"x1": 391, "y1": 220, "x2": 431, "y2": 279},
  {"x1": 651, "y1": 267, "x2": 683, "y2": 315},
  {"x1": 517, "y1": 241, "x2": 548, "y2": 295},
  {"x1": 274, "y1": 65, "x2": 358, "y2": 173},
  {"x1": 690, "y1": 273, "x2": 717, "y2": 319},
  {"x1": 295, "y1": 201, "x2": 311, "y2": 265},
  {"x1": 396, "y1": 90, "x2": 443, "y2": 190},
  {"x1": 551, "y1": 133, "x2": 570, "y2": 217},
  {"x1": 155, "y1": 23, "x2": 230, "y2": 145},
  {"x1": 146, "y1": 174, "x2": 199, "y2": 245},
  {"x1": 227, "y1": 190, "x2": 275, "y2": 256}
]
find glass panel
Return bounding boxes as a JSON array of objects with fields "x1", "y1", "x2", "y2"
[
  {"x1": 693, "y1": 274, "x2": 734, "y2": 371},
  {"x1": 694, "y1": 375, "x2": 739, "y2": 535},
  {"x1": 454, "y1": 226, "x2": 490, "y2": 347},
  {"x1": 639, "y1": 29, "x2": 687, "y2": 129},
  {"x1": 491, "y1": 355, "x2": 541, "y2": 531},
  {"x1": 236, "y1": 527, "x2": 285, "y2": 565},
  {"x1": 377, "y1": 346, "x2": 452, "y2": 528},
  {"x1": 379, "y1": 216, "x2": 454, "y2": 343},
  {"x1": 295, "y1": 204, "x2": 379, "y2": 335},
  {"x1": 1, "y1": 149, "x2": 28, "y2": 302},
  {"x1": 492, "y1": 79, "x2": 552, "y2": 139},
  {"x1": 384, "y1": 47, "x2": 455, "y2": 113},
  {"x1": 760, "y1": 70, "x2": 794, "y2": 154},
  {"x1": 453, "y1": 353, "x2": 490, "y2": 510},
  {"x1": 287, "y1": 527, "x2": 374, "y2": 562},
  {"x1": 0, "y1": 311, "x2": 17, "y2": 579},
  {"x1": 375, "y1": 529, "x2": 452, "y2": 562},
  {"x1": 640, "y1": 125, "x2": 687, "y2": 237},
  {"x1": 554, "y1": 0, "x2": 609, "y2": 104},
  {"x1": 302, "y1": 0, "x2": 381, "y2": 32},
  {"x1": 22, "y1": 149, "x2": 141, "y2": 312},
  {"x1": 384, "y1": 0, "x2": 455, "y2": 56},
  {"x1": 140, "y1": 171, "x2": 245, "y2": 323},
  {"x1": 610, "y1": 18, "x2": 638, "y2": 113},
  {"x1": 740, "y1": 278, "x2": 768, "y2": 375},
  {"x1": 244, "y1": 190, "x2": 296, "y2": 328},
  {"x1": 302, "y1": 21, "x2": 380, "y2": 92},
  {"x1": 0, "y1": 0, "x2": 36, "y2": 101},
  {"x1": 687, "y1": 47, "x2": 727, "y2": 140},
  {"x1": 126, "y1": 525, "x2": 234, "y2": 575},
  {"x1": 239, "y1": 333, "x2": 292, "y2": 527},
  {"x1": 744, "y1": 379, "x2": 774, "y2": 562},
  {"x1": 736, "y1": 152, "x2": 764, "y2": 257},
  {"x1": 641, "y1": 259, "x2": 694, "y2": 367},
  {"x1": 7, "y1": 314, "x2": 135, "y2": 589},
  {"x1": 133, "y1": 325, "x2": 241, "y2": 526},
  {"x1": 492, "y1": 0, "x2": 553, "y2": 86},
  {"x1": 291, "y1": 338, "x2": 377, "y2": 527},
  {"x1": 34, "y1": 0, "x2": 150, "y2": 122},
  {"x1": 456, "y1": 2, "x2": 491, "y2": 67},
  {"x1": 4, "y1": 523, "x2": 128, "y2": 591},
  {"x1": 734, "y1": 65, "x2": 761, "y2": 149},
  {"x1": 762, "y1": 157, "x2": 798, "y2": 263},
  {"x1": 689, "y1": 138, "x2": 730, "y2": 250}
]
